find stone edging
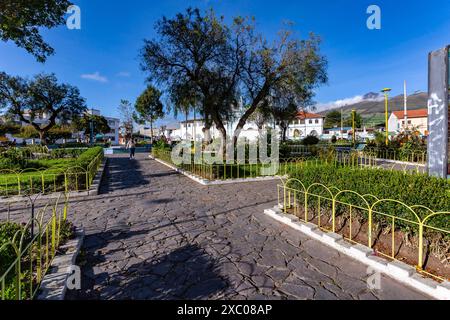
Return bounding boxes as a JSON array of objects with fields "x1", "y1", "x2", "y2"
[
  {"x1": 263, "y1": 206, "x2": 450, "y2": 300},
  {"x1": 0, "y1": 158, "x2": 108, "y2": 203},
  {"x1": 36, "y1": 229, "x2": 84, "y2": 300},
  {"x1": 151, "y1": 156, "x2": 285, "y2": 185},
  {"x1": 37, "y1": 227, "x2": 85, "y2": 300}
]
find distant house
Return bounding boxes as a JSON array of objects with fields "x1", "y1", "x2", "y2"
[
  {"x1": 388, "y1": 109, "x2": 428, "y2": 135},
  {"x1": 286, "y1": 111, "x2": 324, "y2": 140}
]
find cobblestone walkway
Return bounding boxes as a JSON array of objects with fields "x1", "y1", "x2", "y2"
[{"x1": 66, "y1": 154, "x2": 428, "y2": 300}]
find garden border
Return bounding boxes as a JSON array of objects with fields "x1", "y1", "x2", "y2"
[
  {"x1": 36, "y1": 227, "x2": 85, "y2": 300},
  {"x1": 0, "y1": 157, "x2": 107, "y2": 203},
  {"x1": 372, "y1": 157, "x2": 426, "y2": 167},
  {"x1": 151, "y1": 156, "x2": 285, "y2": 185},
  {"x1": 263, "y1": 205, "x2": 450, "y2": 300}
]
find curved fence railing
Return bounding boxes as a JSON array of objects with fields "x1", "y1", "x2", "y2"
[
  {"x1": 284, "y1": 144, "x2": 427, "y2": 165},
  {"x1": 362, "y1": 147, "x2": 427, "y2": 164},
  {"x1": 0, "y1": 150, "x2": 103, "y2": 197},
  {"x1": 152, "y1": 149, "x2": 424, "y2": 181},
  {"x1": 0, "y1": 192, "x2": 70, "y2": 300},
  {"x1": 277, "y1": 178, "x2": 449, "y2": 281}
]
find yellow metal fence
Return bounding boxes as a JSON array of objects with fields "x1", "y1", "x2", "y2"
[
  {"x1": 0, "y1": 151, "x2": 103, "y2": 197},
  {"x1": 0, "y1": 193, "x2": 70, "y2": 300},
  {"x1": 278, "y1": 178, "x2": 449, "y2": 281}
]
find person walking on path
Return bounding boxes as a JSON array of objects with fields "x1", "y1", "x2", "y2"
[{"x1": 126, "y1": 139, "x2": 136, "y2": 159}]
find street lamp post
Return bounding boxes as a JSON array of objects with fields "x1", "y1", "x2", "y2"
[
  {"x1": 381, "y1": 88, "x2": 392, "y2": 146},
  {"x1": 90, "y1": 108, "x2": 94, "y2": 145},
  {"x1": 352, "y1": 109, "x2": 356, "y2": 147}
]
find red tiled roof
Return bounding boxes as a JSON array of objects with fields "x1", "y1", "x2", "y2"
[
  {"x1": 296, "y1": 111, "x2": 324, "y2": 119},
  {"x1": 392, "y1": 109, "x2": 427, "y2": 119}
]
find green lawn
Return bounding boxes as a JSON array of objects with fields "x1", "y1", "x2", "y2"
[{"x1": 0, "y1": 147, "x2": 103, "y2": 196}]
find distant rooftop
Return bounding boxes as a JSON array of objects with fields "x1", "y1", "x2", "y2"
[
  {"x1": 296, "y1": 111, "x2": 324, "y2": 119},
  {"x1": 392, "y1": 109, "x2": 427, "y2": 119}
]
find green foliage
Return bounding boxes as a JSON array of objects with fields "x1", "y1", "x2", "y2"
[
  {"x1": 134, "y1": 85, "x2": 164, "y2": 125},
  {"x1": 302, "y1": 135, "x2": 320, "y2": 146},
  {"x1": 19, "y1": 125, "x2": 39, "y2": 139},
  {"x1": 72, "y1": 114, "x2": 111, "y2": 136},
  {"x1": 152, "y1": 140, "x2": 171, "y2": 152},
  {"x1": 20, "y1": 124, "x2": 74, "y2": 143},
  {"x1": 0, "y1": 0, "x2": 72, "y2": 62},
  {"x1": 0, "y1": 218, "x2": 75, "y2": 300},
  {"x1": 288, "y1": 164, "x2": 450, "y2": 214},
  {"x1": 141, "y1": 8, "x2": 327, "y2": 143},
  {"x1": 331, "y1": 135, "x2": 337, "y2": 143},
  {"x1": 0, "y1": 123, "x2": 21, "y2": 136},
  {"x1": 0, "y1": 72, "x2": 86, "y2": 145},
  {"x1": 324, "y1": 110, "x2": 342, "y2": 128},
  {"x1": 0, "y1": 222, "x2": 30, "y2": 276},
  {"x1": 365, "y1": 129, "x2": 427, "y2": 162}
]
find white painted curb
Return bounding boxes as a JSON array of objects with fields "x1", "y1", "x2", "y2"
[
  {"x1": 263, "y1": 207, "x2": 450, "y2": 300},
  {"x1": 37, "y1": 228, "x2": 85, "y2": 300}
]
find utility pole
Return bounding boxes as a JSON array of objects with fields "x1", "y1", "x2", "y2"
[
  {"x1": 340, "y1": 106, "x2": 344, "y2": 139},
  {"x1": 89, "y1": 108, "x2": 94, "y2": 145},
  {"x1": 404, "y1": 80, "x2": 408, "y2": 131},
  {"x1": 381, "y1": 88, "x2": 392, "y2": 146},
  {"x1": 352, "y1": 109, "x2": 356, "y2": 146}
]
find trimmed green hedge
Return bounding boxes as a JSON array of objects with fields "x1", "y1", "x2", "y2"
[{"x1": 288, "y1": 164, "x2": 450, "y2": 213}]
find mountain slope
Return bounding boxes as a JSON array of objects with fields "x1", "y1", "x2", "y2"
[{"x1": 319, "y1": 92, "x2": 427, "y2": 116}]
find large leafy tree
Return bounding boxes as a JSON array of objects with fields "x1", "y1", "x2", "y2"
[
  {"x1": 134, "y1": 85, "x2": 164, "y2": 144},
  {"x1": 0, "y1": 72, "x2": 86, "y2": 144},
  {"x1": 72, "y1": 114, "x2": 111, "y2": 141},
  {"x1": 0, "y1": 0, "x2": 72, "y2": 62},
  {"x1": 20, "y1": 124, "x2": 72, "y2": 144},
  {"x1": 118, "y1": 99, "x2": 134, "y2": 142},
  {"x1": 324, "y1": 110, "x2": 342, "y2": 128},
  {"x1": 141, "y1": 8, "x2": 327, "y2": 156}
]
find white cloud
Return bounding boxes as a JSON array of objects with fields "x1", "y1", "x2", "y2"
[
  {"x1": 315, "y1": 94, "x2": 384, "y2": 112},
  {"x1": 117, "y1": 71, "x2": 131, "y2": 77},
  {"x1": 81, "y1": 72, "x2": 108, "y2": 83}
]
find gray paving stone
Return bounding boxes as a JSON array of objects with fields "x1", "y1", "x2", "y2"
[{"x1": 47, "y1": 154, "x2": 430, "y2": 300}]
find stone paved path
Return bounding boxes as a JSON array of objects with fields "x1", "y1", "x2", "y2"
[{"x1": 66, "y1": 154, "x2": 429, "y2": 300}]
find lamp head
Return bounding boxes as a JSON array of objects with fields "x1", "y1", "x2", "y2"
[{"x1": 381, "y1": 88, "x2": 392, "y2": 93}]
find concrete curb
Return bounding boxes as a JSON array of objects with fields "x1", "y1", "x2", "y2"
[
  {"x1": 151, "y1": 157, "x2": 285, "y2": 185},
  {"x1": 0, "y1": 158, "x2": 107, "y2": 203},
  {"x1": 263, "y1": 206, "x2": 450, "y2": 300},
  {"x1": 373, "y1": 157, "x2": 426, "y2": 167},
  {"x1": 37, "y1": 227, "x2": 85, "y2": 300}
]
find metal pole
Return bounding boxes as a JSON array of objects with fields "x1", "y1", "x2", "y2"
[
  {"x1": 352, "y1": 109, "x2": 356, "y2": 146},
  {"x1": 90, "y1": 108, "x2": 94, "y2": 145},
  {"x1": 381, "y1": 88, "x2": 391, "y2": 146},
  {"x1": 385, "y1": 93, "x2": 388, "y2": 146},
  {"x1": 404, "y1": 80, "x2": 408, "y2": 131}
]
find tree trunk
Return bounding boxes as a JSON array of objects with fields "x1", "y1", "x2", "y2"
[
  {"x1": 150, "y1": 120, "x2": 153, "y2": 144},
  {"x1": 39, "y1": 131, "x2": 46, "y2": 145}
]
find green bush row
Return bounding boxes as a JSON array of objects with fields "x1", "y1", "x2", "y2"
[{"x1": 288, "y1": 164, "x2": 450, "y2": 214}]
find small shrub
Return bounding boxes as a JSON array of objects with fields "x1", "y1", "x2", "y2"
[{"x1": 302, "y1": 135, "x2": 320, "y2": 146}]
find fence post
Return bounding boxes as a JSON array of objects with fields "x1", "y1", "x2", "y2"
[
  {"x1": 332, "y1": 197, "x2": 336, "y2": 233},
  {"x1": 368, "y1": 207, "x2": 373, "y2": 248},
  {"x1": 304, "y1": 192, "x2": 308, "y2": 222},
  {"x1": 418, "y1": 222, "x2": 424, "y2": 269}
]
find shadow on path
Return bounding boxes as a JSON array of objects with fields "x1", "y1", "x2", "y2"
[
  {"x1": 68, "y1": 244, "x2": 229, "y2": 300},
  {"x1": 99, "y1": 157, "x2": 150, "y2": 194}
]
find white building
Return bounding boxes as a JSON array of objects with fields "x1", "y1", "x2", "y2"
[
  {"x1": 7, "y1": 108, "x2": 120, "y2": 145},
  {"x1": 286, "y1": 111, "x2": 324, "y2": 140},
  {"x1": 388, "y1": 109, "x2": 428, "y2": 135},
  {"x1": 169, "y1": 118, "x2": 262, "y2": 142}
]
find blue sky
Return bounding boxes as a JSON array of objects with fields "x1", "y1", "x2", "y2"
[{"x1": 0, "y1": 0, "x2": 449, "y2": 127}]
